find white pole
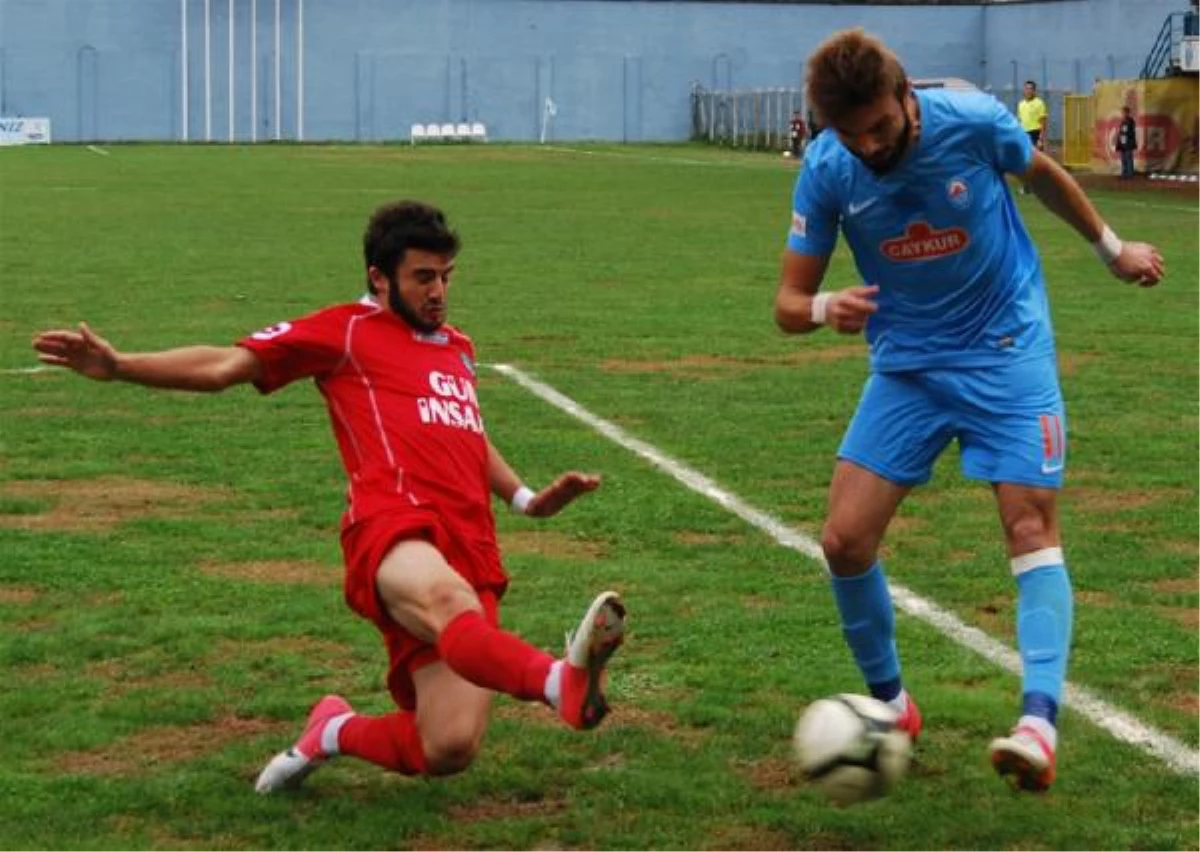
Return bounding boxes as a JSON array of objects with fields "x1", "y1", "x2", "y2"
[
  {"x1": 250, "y1": 0, "x2": 257, "y2": 141},
  {"x1": 204, "y1": 0, "x2": 211, "y2": 141},
  {"x1": 296, "y1": 0, "x2": 304, "y2": 141},
  {"x1": 228, "y1": 0, "x2": 234, "y2": 142},
  {"x1": 180, "y1": 0, "x2": 189, "y2": 141},
  {"x1": 273, "y1": 0, "x2": 281, "y2": 140}
]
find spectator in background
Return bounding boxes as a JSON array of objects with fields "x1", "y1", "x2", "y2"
[
  {"x1": 1017, "y1": 80, "x2": 1048, "y2": 194},
  {"x1": 789, "y1": 110, "x2": 807, "y2": 158},
  {"x1": 1115, "y1": 106, "x2": 1137, "y2": 179}
]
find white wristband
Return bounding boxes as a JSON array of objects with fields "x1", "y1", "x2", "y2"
[
  {"x1": 510, "y1": 486, "x2": 535, "y2": 515},
  {"x1": 1092, "y1": 225, "x2": 1123, "y2": 266},
  {"x1": 810, "y1": 292, "x2": 833, "y2": 325}
]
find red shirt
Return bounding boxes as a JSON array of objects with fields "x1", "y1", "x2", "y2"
[{"x1": 237, "y1": 298, "x2": 499, "y2": 565}]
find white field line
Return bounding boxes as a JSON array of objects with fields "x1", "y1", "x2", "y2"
[
  {"x1": 0, "y1": 366, "x2": 55, "y2": 375},
  {"x1": 491, "y1": 362, "x2": 1199, "y2": 778},
  {"x1": 86, "y1": 145, "x2": 110, "y2": 156}
]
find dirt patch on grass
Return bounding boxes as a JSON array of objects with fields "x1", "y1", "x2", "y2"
[
  {"x1": 733, "y1": 755, "x2": 797, "y2": 791},
  {"x1": 199, "y1": 560, "x2": 339, "y2": 586},
  {"x1": 705, "y1": 824, "x2": 798, "y2": 851},
  {"x1": 1076, "y1": 589, "x2": 1118, "y2": 607},
  {"x1": 446, "y1": 794, "x2": 567, "y2": 822},
  {"x1": 1057, "y1": 351, "x2": 1101, "y2": 377},
  {"x1": 1163, "y1": 540, "x2": 1199, "y2": 560},
  {"x1": 58, "y1": 715, "x2": 288, "y2": 776},
  {"x1": 0, "y1": 585, "x2": 40, "y2": 604},
  {"x1": 83, "y1": 658, "x2": 213, "y2": 695},
  {"x1": 1150, "y1": 577, "x2": 1198, "y2": 595},
  {"x1": 1066, "y1": 487, "x2": 1189, "y2": 515},
  {"x1": 1157, "y1": 605, "x2": 1199, "y2": 631},
  {"x1": 0, "y1": 477, "x2": 226, "y2": 532},
  {"x1": 608, "y1": 705, "x2": 710, "y2": 745},
  {"x1": 498, "y1": 530, "x2": 607, "y2": 560},
  {"x1": 1167, "y1": 688, "x2": 1199, "y2": 716},
  {"x1": 673, "y1": 530, "x2": 749, "y2": 547}
]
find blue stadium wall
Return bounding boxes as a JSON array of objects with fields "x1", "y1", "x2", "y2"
[{"x1": 0, "y1": 0, "x2": 1182, "y2": 142}]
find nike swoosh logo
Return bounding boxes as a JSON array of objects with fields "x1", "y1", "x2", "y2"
[
  {"x1": 848, "y1": 198, "x2": 879, "y2": 215},
  {"x1": 1041, "y1": 462, "x2": 1064, "y2": 474}
]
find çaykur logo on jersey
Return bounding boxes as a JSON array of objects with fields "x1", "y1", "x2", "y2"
[
  {"x1": 880, "y1": 221, "x2": 970, "y2": 262},
  {"x1": 416, "y1": 370, "x2": 484, "y2": 433}
]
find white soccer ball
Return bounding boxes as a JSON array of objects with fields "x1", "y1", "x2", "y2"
[
  {"x1": 792, "y1": 693, "x2": 912, "y2": 806},
  {"x1": 782, "y1": 149, "x2": 793, "y2": 158}
]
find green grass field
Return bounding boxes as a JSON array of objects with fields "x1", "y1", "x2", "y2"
[{"x1": 0, "y1": 142, "x2": 1196, "y2": 850}]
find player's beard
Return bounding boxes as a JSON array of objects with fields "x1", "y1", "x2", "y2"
[
  {"x1": 386, "y1": 279, "x2": 443, "y2": 333},
  {"x1": 857, "y1": 100, "x2": 915, "y2": 176}
]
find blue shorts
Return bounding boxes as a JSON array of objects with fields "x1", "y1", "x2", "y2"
[{"x1": 838, "y1": 356, "x2": 1066, "y2": 489}]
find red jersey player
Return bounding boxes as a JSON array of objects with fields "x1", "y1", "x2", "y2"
[{"x1": 32, "y1": 200, "x2": 626, "y2": 793}]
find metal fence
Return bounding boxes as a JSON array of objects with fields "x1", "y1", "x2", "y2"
[
  {"x1": 690, "y1": 84, "x2": 805, "y2": 150},
  {"x1": 691, "y1": 82, "x2": 1084, "y2": 152}
]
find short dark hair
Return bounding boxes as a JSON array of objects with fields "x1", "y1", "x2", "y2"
[
  {"x1": 363, "y1": 200, "x2": 460, "y2": 290},
  {"x1": 1025, "y1": 80, "x2": 1037, "y2": 89},
  {"x1": 805, "y1": 29, "x2": 908, "y2": 128}
]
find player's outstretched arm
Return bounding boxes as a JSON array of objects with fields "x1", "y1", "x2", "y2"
[
  {"x1": 486, "y1": 439, "x2": 600, "y2": 518},
  {"x1": 32, "y1": 322, "x2": 261, "y2": 392},
  {"x1": 1023, "y1": 151, "x2": 1165, "y2": 287}
]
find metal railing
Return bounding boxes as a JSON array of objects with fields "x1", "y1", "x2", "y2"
[{"x1": 690, "y1": 83, "x2": 805, "y2": 151}]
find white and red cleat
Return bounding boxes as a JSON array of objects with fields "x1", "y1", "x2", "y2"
[
  {"x1": 990, "y1": 724, "x2": 1056, "y2": 792},
  {"x1": 254, "y1": 694, "x2": 353, "y2": 794},
  {"x1": 894, "y1": 693, "x2": 923, "y2": 742},
  {"x1": 557, "y1": 591, "x2": 626, "y2": 730}
]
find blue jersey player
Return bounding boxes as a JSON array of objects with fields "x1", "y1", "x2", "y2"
[{"x1": 775, "y1": 29, "x2": 1164, "y2": 792}]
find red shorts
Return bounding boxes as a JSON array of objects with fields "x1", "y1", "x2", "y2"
[{"x1": 340, "y1": 509, "x2": 508, "y2": 711}]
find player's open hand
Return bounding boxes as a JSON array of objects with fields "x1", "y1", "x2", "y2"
[
  {"x1": 826, "y1": 285, "x2": 880, "y2": 334},
  {"x1": 1108, "y1": 241, "x2": 1165, "y2": 288},
  {"x1": 525, "y1": 472, "x2": 601, "y2": 518},
  {"x1": 32, "y1": 322, "x2": 119, "y2": 380}
]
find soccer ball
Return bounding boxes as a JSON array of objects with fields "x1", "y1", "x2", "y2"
[
  {"x1": 782, "y1": 149, "x2": 793, "y2": 158},
  {"x1": 792, "y1": 693, "x2": 912, "y2": 806}
]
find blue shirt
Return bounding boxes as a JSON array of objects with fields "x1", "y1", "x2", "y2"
[{"x1": 787, "y1": 89, "x2": 1054, "y2": 372}]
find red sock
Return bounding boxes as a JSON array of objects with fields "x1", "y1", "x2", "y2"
[
  {"x1": 337, "y1": 712, "x2": 428, "y2": 775},
  {"x1": 436, "y1": 609, "x2": 555, "y2": 702}
]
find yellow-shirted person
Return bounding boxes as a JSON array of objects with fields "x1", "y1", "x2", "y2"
[{"x1": 1018, "y1": 80, "x2": 1048, "y2": 193}]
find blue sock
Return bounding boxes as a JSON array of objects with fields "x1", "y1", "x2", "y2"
[
  {"x1": 830, "y1": 562, "x2": 901, "y2": 702},
  {"x1": 1015, "y1": 561, "x2": 1073, "y2": 724}
]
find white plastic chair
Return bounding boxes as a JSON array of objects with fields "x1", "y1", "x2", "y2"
[
  {"x1": 410, "y1": 123, "x2": 426, "y2": 145},
  {"x1": 470, "y1": 122, "x2": 488, "y2": 143},
  {"x1": 440, "y1": 123, "x2": 457, "y2": 140},
  {"x1": 455, "y1": 122, "x2": 471, "y2": 141},
  {"x1": 424, "y1": 123, "x2": 442, "y2": 142}
]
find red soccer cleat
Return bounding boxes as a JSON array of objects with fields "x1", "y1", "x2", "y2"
[
  {"x1": 557, "y1": 591, "x2": 626, "y2": 730},
  {"x1": 254, "y1": 694, "x2": 353, "y2": 793}
]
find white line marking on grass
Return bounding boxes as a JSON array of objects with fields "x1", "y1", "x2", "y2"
[
  {"x1": 1095, "y1": 196, "x2": 1198, "y2": 213},
  {"x1": 540, "y1": 145, "x2": 790, "y2": 171},
  {"x1": 0, "y1": 366, "x2": 55, "y2": 375},
  {"x1": 86, "y1": 145, "x2": 110, "y2": 156},
  {"x1": 491, "y1": 362, "x2": 1199, "y2": 777}
]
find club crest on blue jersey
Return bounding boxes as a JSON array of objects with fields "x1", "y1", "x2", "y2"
[
  {"x1": 459, "y1": 351, "x2": 476, "y2": 376},
  {"x1": 946, "y1": 178, "x2": 971, "y2": 209}
]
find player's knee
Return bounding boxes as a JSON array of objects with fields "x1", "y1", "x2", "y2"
[
  {"x1": 425, "y1": 579, "x2": 484, "y2": 630},
  {"x1": 421, "y1": 724, "x2": 484, "y2": 776},
  {"x1": 1004, "y1": 512, "x2": 1055, "y2": 553},
  {"x1": 821, "y1": 524, "x2": 873, "y2": 572}
]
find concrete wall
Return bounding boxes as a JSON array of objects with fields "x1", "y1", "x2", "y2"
[{"x1": 0, "y1": 0, "x2": 1183, "y2": 143}]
